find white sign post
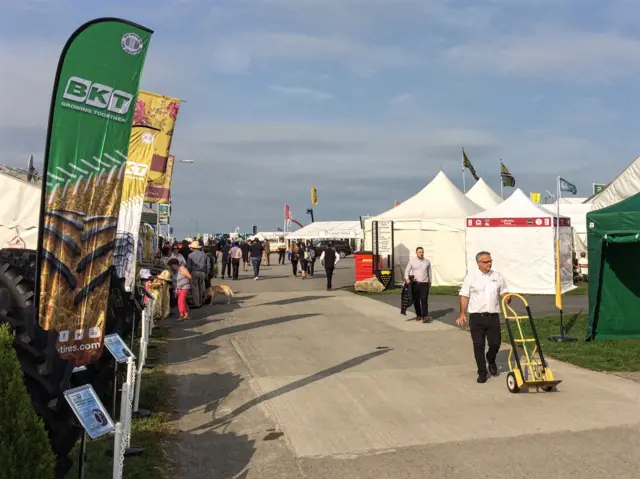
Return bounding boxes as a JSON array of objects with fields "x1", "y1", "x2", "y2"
[{"x1": 133, "y1": 299, "x2": 153, "y2": 418}]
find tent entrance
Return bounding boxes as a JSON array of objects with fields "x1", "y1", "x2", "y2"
[{"x1": 588, "y1": 233, "x2": 640, "y2": 340}]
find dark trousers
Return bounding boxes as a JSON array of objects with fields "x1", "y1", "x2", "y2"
[
  {"x1": 221, "y1": 257, "x2": 231, "y2": 278},
  {"x1": 278, "y1": 250, "x2": 286, "y2": 264},
  {"x1": 412, "y1": 281, "x2": 430, "y2": 317},
  {"x1": 231, "y1": 258, "x2": 240, "y2": 280},
  {"x1": 309, "y1": 259, "x2": 315, "y2": 276},
  {"x1": 325, "y1": 266, "x2": 334, "y2": 289},
  {"x1": 469, "y1": 313, "x2": 501, "y2": 375},
  {"x1": 252, "y1": 257, "x2": 261, "y2": 277},
  {"x1": 291, "y1": 259, "x2": 298, "y2": 276}
]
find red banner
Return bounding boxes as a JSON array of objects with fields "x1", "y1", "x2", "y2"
[
  {"x1": 394, "y1": 201, "x2": 401, "y2": 207},
  {"x1": 284, "y1": 204, "x2": 291, "y2": 220},
  {"x1": 466, "y1": 217, "x2": 571, "y2": 228}
]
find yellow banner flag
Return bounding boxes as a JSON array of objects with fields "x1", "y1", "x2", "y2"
[
  {"x1": 134, "y1": 91, "x2": 181, "y2": 202},
  {"x1": 555, "y1": 239, "x2": 563, "y2": 310},
  {"x1": 311, "y1": 186, "x2": 318, "y2": 205},
  {"x1": 115, "y1": 126, "x2": 157, "y2": 291},
  {"x1": 530, "y1": 192, "x2": 541, "y2": 204}
]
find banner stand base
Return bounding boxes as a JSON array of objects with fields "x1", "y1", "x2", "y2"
[
  {"x1": 547, "y1": 334, "x2": 577, "y2": 342},
  {"x1": 133, "y1": 408, "x2": 151, "y2": 419}
]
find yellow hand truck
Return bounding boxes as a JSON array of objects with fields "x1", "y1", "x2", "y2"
[{"x1": 501, "y1": 293, "x2": 562, "y2": 393}]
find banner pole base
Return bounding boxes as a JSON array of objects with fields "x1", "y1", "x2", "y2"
[
  {"x1": 547, "y1": 335, "x2": 577, "y2": 342},
  {"x1": 132, "y1": 408, "x2": 151, "y2": 419},
  {"x1": 124, "y1": 446, "x2": 145, "y2": 457}
]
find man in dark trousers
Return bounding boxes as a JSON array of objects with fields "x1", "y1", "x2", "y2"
[
  {"x1": 219, "y1": 239, "x2": 232, "y2": 279},
  {"x1": 404, "y1": 247, "x2": 432, "y2": 323},
  {"x1": 456, "y1": 251, "x2": 510, "y2": 384},
  {"x1": 249, "y1": 239, "x2": 264, "y2": 280},
  {"x1": 319, "y1": 242, "x2": 340, "y2": 290}
]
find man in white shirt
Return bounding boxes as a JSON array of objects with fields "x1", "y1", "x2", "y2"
[
  {"x1": 456, "y1": 251, "x2": 509, "y2": 383},
  {"x1": 404, "y1": 247, "x2": 432, "y2": 323},
  {"x1": 319, "y1": 242, "x2": 340, "y2": 290}
]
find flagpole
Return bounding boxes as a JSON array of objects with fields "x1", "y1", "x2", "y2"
[{"x1": 500, "y1": 160, "x2": 503, "y2": 198}]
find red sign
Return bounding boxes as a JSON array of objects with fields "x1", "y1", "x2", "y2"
[
  {"x1": 394, "y1": 201, "x2": 401, "y2": 207},
  {"x1": 284, "y1": 204, "x2": 291, "y2": 220},
  {"x1": 466, "y1": 217, "x2": 571, "y2": 227}
]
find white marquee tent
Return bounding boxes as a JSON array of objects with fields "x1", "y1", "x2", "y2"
[
  {"x1": 286, "y1": 221, "x2": 363, "y2": 240},
  {"x1": 0, "y1": 169, "x2": 40, "y2": 249},
  {"x1": 590, "y1": 155, "x2": 640, "y2": 210},
  {"x1": 364, "y1": 171, "x2": 483, "y2": 286},
  {"x1": 465, "y1": 178, "x2": 502, "y2": 209},
  {"x1": 465, "y1": 189, "x2": 575, "y2": 295}
]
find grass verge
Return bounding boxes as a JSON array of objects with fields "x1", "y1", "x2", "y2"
[
  {"x1": 349, "y1": 282, "x2": 588, "y2": 296},
  {"x1": 65, "y1": 327, "x2": 175, "y2": 478},
  {"x1": 501, "y1": 313, "x2": 640, "y2": 372}
]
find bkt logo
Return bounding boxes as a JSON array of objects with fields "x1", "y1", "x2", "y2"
[
  {"x1": 63, "y1": 76, "x2": 133, "y2": 115},
  {"x1": 125, "y1": 161, "x2": 149, "y2": 178}
]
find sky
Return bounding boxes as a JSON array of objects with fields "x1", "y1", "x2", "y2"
[{"x1": 2, "y1": 0, "x2": 640, "y2": 237}]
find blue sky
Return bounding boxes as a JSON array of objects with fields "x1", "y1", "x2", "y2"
[{"x1": 2, "y1": 0, "x2": 640, "y2": 237}]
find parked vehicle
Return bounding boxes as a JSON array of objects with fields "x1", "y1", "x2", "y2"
[{"x1": 312, "y1": 240, "x2": 352, "y2": 258}]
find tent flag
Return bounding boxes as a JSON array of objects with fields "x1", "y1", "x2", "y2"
[
  {"x1": 35, "y1": 18, "x2": 153, "y2": 366},
  {"x1": 560, "y1": 177, "x2": 577, "y2": 195},
  {"x1": 500, "y1": 160, "x2": 516, "y2": 188},
  {"x1": 462, "y1": 148, "x2": 479, "y2": 181},
  {"x1": 311, "y1": 186, "x2": 318, "y2": 205},
  {"x1": 555, "y1": 239, "x2": 563, "y2": 310}
]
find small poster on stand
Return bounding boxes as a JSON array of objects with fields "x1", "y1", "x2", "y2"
[
  {"x1": 104, "y1": 333, "x2": 136, "y2": 363},
  {"x1": 64, "y1": 384, "x2": 115, "y2": 439}
]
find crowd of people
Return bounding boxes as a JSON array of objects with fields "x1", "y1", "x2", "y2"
[{"x1": 152, "y1": 236, "x2": 342, "y2": 320}]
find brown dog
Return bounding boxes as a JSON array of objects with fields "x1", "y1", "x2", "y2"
[{"x1": 205, "y1": 284, "x2": 235, "y2": 304}]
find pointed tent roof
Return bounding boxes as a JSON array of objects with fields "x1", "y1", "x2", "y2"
[
  {"x1": 470, "y1": 188, "x2": 569, "y2": 219},
  {"x1": 590, "y1": 155, "x2": 640, "y2": 209},
  {"x1": 374, "y1": 171, "x2": 483, "y2": 220},
  {"x1": 465, "y1": 178, "x2": 502, "y2": 209}
]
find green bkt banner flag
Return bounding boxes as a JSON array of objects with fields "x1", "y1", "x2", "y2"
[
  {"x1": 35, "y1": 18, "x2": 153, "y2": 366},
  {"x1": 500, "y1": 160, "x2": 515, "y2": 188},
  {"x1": 462, "y1": 148, "x2": 479, "y2": 181},
  {"x1": 593, "y1": 183, "x2": 606, "y2": 195}
]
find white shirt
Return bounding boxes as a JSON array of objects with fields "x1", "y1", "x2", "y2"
[
  {"x1": 578, "y1": 257, "x2": 588, "y2": 275},
  {"x1": 404, "y1": 257, "x2": 432, "y2": 283},
  {"x1": 459, "y1": 269, "x2": 509, "y2": 314},
  {"x1": 319, "y1": 250, "x2": 340, "y2": 266}
]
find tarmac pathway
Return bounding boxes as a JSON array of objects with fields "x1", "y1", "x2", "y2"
[{"x1": 166, "y1": 259, "x2": 640, "y2": 478}]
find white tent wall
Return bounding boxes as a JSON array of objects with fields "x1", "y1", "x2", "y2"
[
  {"x1": 0, "y1": 171, "x2": 40, "y2": 249},
  {"x1": 590, "y1": 155, "x2": 640, "y2": 209},
  {"x1": 465, "y1": 225, "x2": 574, "y2": 295},
  {"x1": 363, "y1": 172, "x2": 483, "y2": 286},
  {"x1": 286, "y1": 221, "x2": 363, "y2": 240},
  {"x1": 364, "y1": 219, "x2": 469, "y2": 286},
  {"x1": 542, "y1": 202, "x2": 593, "y2": 244}
]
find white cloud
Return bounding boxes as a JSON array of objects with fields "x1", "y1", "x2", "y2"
[
  {"x1": 444, "y1": 30, "x2": 640, "y2": 80},
  {"x1": 209, "y1": 32, "x2": 416, "y2": 75},
  {"x1": 269, "y1": 85, "x2": 334, "y2": 101}
]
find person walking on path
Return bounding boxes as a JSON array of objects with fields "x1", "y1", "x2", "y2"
[
  {"x1": 170, "y1": 244, "x2": 186, "y2": 267},
  {"x1": 219, "y1": 240, "x2": 232, "y2": 279},
  {"x1": 187, "y1": 241, "x2": 210, "y2": 308},
  {"x1": 299, "y1": 242, "x2": 310, "y2": 279},
  {"x1": 404, "y1": 247, "x2": 432, "y2": 323},
  {"x1": 229, "y1": 242, "x2": 242, "y2": 281},
  {"x1": 320, "y1": 242, "x2": 340, "y2": 290},
  {"x1": 240, "y1": 240, "x2": 250, "y2": 272},
  {"x1": 290, "y1": 242, "x2": 299, "y2": 276},
  {"x1": 263, "y1": 239, "x2": 271, "y2": 266},
  {"x1": 306, "y1": 241, "x2": 317, "y2": 276},
  {"x1": 278, "y1": 242, "x2": 287, "y2": 264},
  {"x1": 249, "y1": 239, "x2": 264, "y2": 280},
  {"x1": 169, "y1": 258, "x2": 191, "y2": 320},
  {"x1": 456, "y1": 251, "x2": 510, "y2": 384}
]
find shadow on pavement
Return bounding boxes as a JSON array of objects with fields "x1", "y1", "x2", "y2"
[
  {"x1": 197, "y1": 348, "x2": 393, "y2": 432},
  {"x1": 430, "y1": 308, "x2": 455, "y2": 320},
  {"x1": 259, "y1": 295, "x2": 330, "y2": 307},
  {"x1": 169, "y1": 371, "x2": 256, "y2": 479},
  {"x1": 167, "y1": 313, "x2": 319, "y2": 364}
]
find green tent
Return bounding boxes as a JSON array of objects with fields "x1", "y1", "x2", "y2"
[{"x1": 586, "y1": 192, "x2": 640, "y2": 340}]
